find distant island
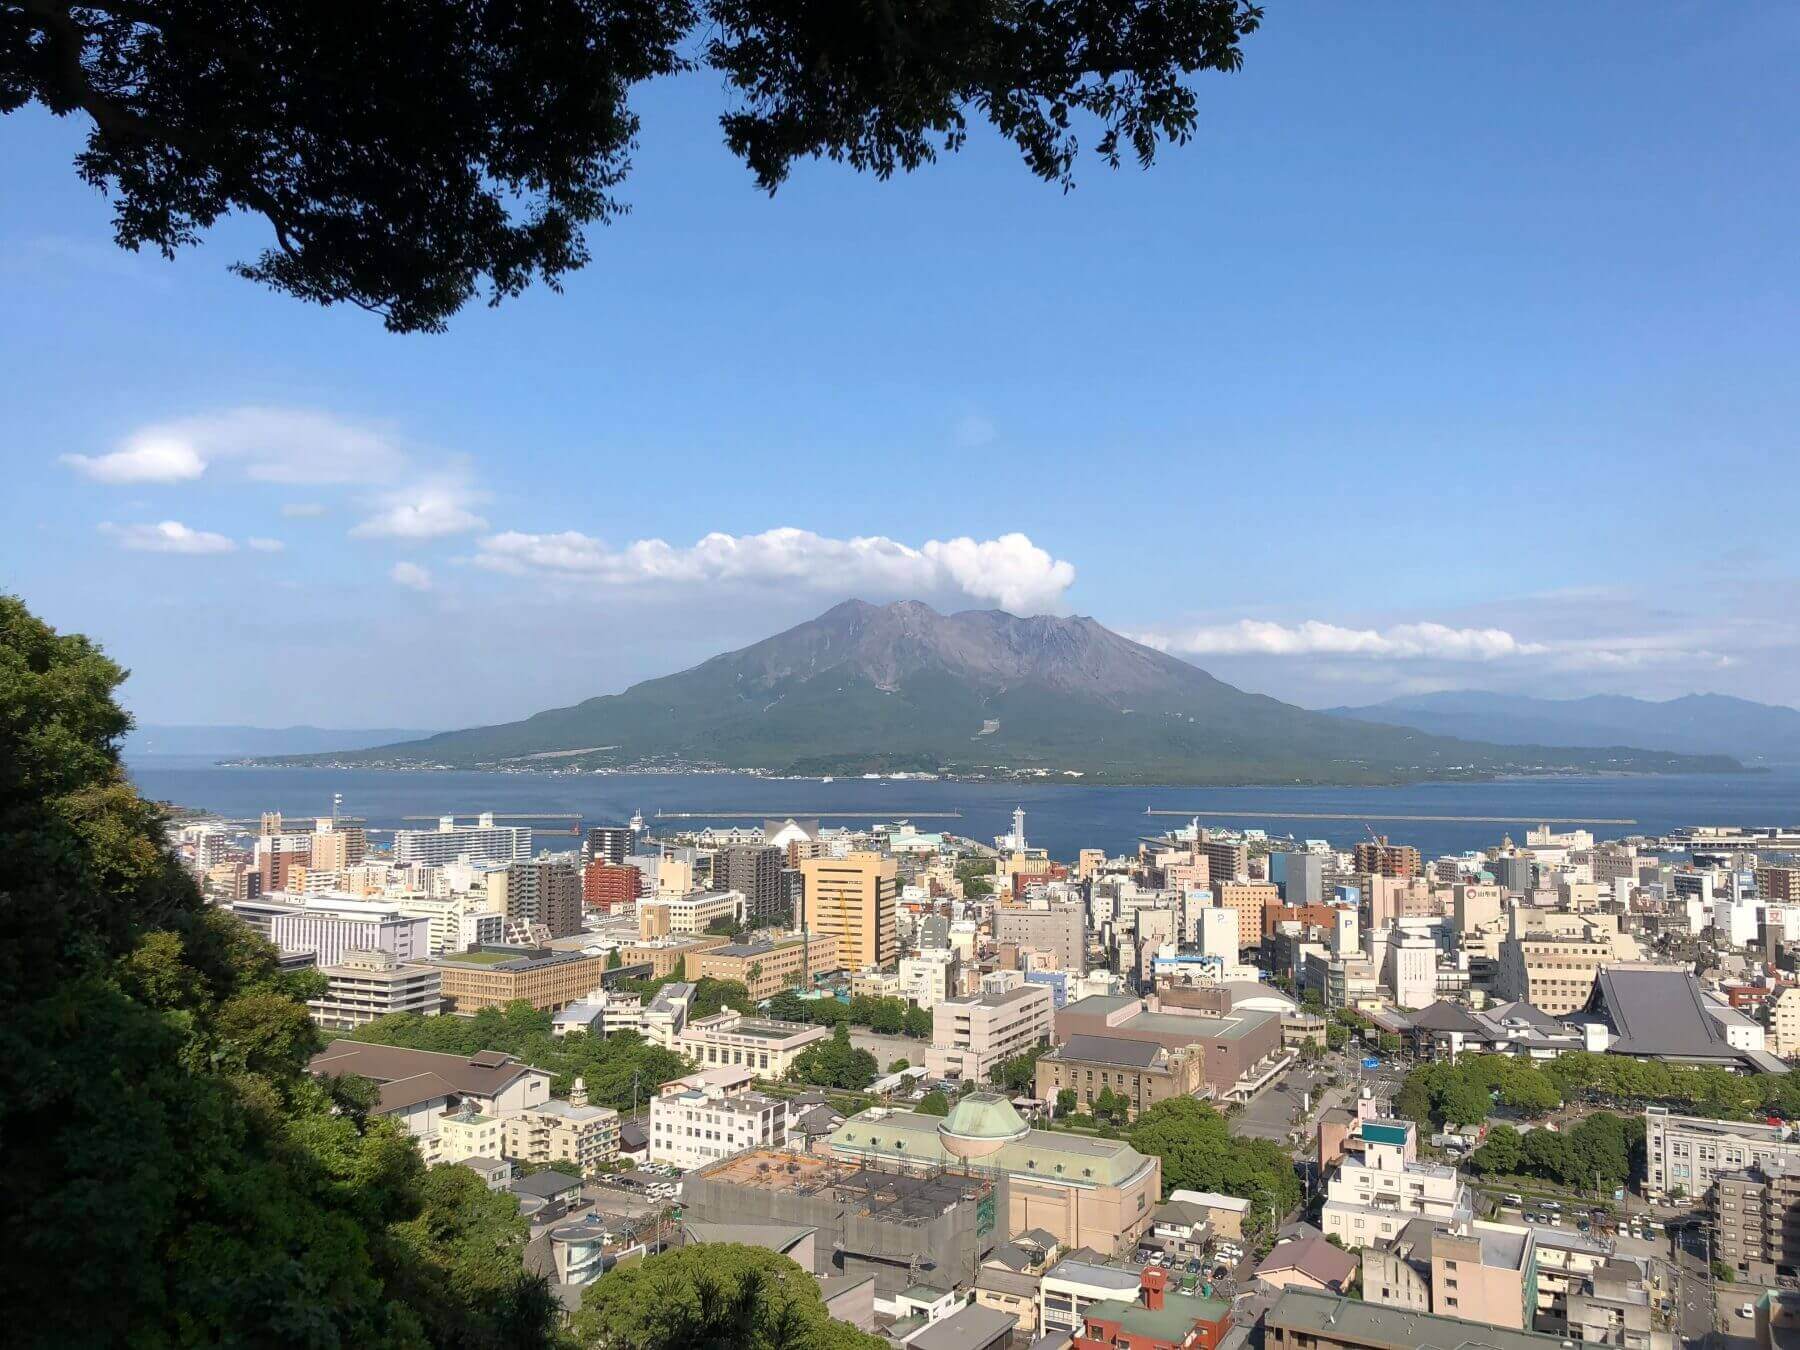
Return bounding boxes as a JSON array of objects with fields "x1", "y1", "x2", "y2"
[{"x1": 257, "y1": 600, "x2": 1742, "y2": 786}]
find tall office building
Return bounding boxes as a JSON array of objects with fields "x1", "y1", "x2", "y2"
[
  {"x1": 714, "y1": 845, "x2": 786, "y2": 923},
  {"x1": 800, "y1": 852, "x2": 899, "y2": 971},
  {"x1": 1281, "y1": 853, "x2": 1326, "y2": 906},
  {"x1": 309, "y1": 818, "x2": 368, "y2": 872},
  {"x1": 585, "y1": 825, "x2": 633, "y2": 866},
  {"x1": 1200, "y1": 838, "x2": 1249, "y2": 885}
]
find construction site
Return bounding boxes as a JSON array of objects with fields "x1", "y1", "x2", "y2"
[{"x1": 678, "y1": 1149, "x2": 1005, "y2": 1305}]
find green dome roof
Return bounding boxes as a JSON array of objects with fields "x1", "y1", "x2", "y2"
[{"x1": 937, "y1": 1093, "x2": 1030, "y2": 1158}]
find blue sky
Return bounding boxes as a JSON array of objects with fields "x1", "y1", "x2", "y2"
[{"x1": 4, "y1": 2, "x2": 1797, "y2": 726}]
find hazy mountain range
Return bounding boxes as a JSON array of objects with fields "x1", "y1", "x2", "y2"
[
  {"x1": 1326, "y1": 690, "x2": 1800, "y2": 765},
  {"x1": 126, "y1": 725, "x2": 440, "y2": 757},
  {"x1": 262, "y1": 600, "x2": 1740, "y2": 784}
]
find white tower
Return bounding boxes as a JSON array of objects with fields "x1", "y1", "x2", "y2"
[{"x1": 1012, "y1": 807, "x2": 1027, "y2": 852}]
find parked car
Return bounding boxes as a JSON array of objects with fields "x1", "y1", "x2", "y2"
[
  {"x1": 1740, "y1": 1305, "x2": 1755, "y2": 1319},
  {"x1": 1504, "y1": 1193, "x2": 1524, "y2": 1206}
]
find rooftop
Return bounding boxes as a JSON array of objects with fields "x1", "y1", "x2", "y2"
[
  {"x1": 692, "y1": 1149, "x2": 993, "y2": 1223},
  {"x1": 1051, "y1": 1034, "x2": 1166, "y2": 1069},
  {"x1": 831, "y1": 1106, "x2": 1155, "y2": 1188},
  {"x1": 1266, "y1": 1288, "x2": 1572, "y2": 1350},
  {"x1": 1086, "y1": 1289, "x2": 1231, "y2": 1342}
]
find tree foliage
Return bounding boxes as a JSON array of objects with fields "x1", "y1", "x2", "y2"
[
  {"x1": 1127, "y1": 1098, "x2": 1300, "y2": 1235},
  {"x1": 788, "y1": 1022, "x2": 878, "y2": 1090},
  {"x1": 1466, "y1": 1113, "x2": 1644, "y2": 1192},
  {"x1": 350, "y1": 1003, "x2": 690, "y2": 1111},
  {"x1": 571, "y1": 1243, "x2": 886, "y2": 1350},
  {"x1": 0, "y1": 594, "x2": 556, "y2": 1346},
  {"x1": 764, "y1": 988, "x2": 932, "y2": 1039},
  {"x1": 5, "y1": 0, "x2": 1263, "y2": 331},
  {"x1": 989, "y1": 1039, "x2": 1052, "y2": 1095},
  {"x1": 915, "y1": 1089, "x2": 950, "y2": 1116},
  {"x1": 1394, "y1": 1054, "x2": 1565, "y2": 1132}
]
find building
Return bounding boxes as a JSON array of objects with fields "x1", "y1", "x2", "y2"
[
  {"x1": 678, "y1": 1148, "x2": 1003, "y2": 1313},
  {"x1": 393, "y1": 814, "x2": 532, "y2": 866},
  {"x1": 583, "y1": 860, "x2": 642, "y2": 912},
  {"x1": 925, "y1": 983, "x2": 1055, "y2": 1082},
  {"x1": 1265, "y1": 1289, "x2": 1571, "y2": 1350},
  {"x1": 617, "y1": 933, "x2": 729, "y2": 980},
  {"x1": 1056, "y1": 994, "x2": 1288, "y2": 1103},
  {"x1": 828, "y1": 1094, "x2": 1162, "y2": 1253},
  {"x1": 264, "y1": 896, "x2": 433, "y2": 967},
  {"x1": 1199, "y1": 839, "x2": 1248, "y2": 886},
  {"x1": 1644, "y1": 1107, "x2": 1799, "y2": 1203},
  {"x1": 1771, "y1": 986, "x2": 1800, "y2": 1059},
  {"x1": 505, "y1": 1079, "x2": 620, "y2": 1174},
  {"x1": 1256, "y1": 1231, "x2": 1360, "y2": 1294},
  {"x1": 996, "y1": 901, "x2": 1087, "y2": 972},
  {"x1": 1035, "y1": 1034, "x2": 1204, "y2": 1119},
  {"x1": 714, "y1": 845, "x2": 787, "y2": 923},
  {"x1": 308, "y1": 818, "x2": 368, "y2": 871},
  {"x1": 899, "y1": 948, "x2": 961, "y2": 1009},
  {"x1": 801, "y1": 852, "x2": 899, "y2": 971},
  {"x1": 1758, "y1": 868, "x2": 1800, "y2": 904},
  {"x1": 676, "y1": 1010, "x2": 830, "y2": 1078},
  {"x1": 308, "y1": 1039, "x2": 554, "y2": 1163},
  {"x1": 637, "y1": 888, "x2": 745, "y2": 938},
  {"x1": 1213, "y1": 882, "x2": 1281, "y2": 952},
  {"x1": 1277, "y1": 853, "x2": 1327, "y2": 907},
  {"x1": 648, "y1": 1074, "x2": 791, "y2": 1168},
  {"x1": 435, "y1": 948, "x2": 607, "y2": 1013},
  {"x1": 307, "y1": 948, "x2": 443, "y2": 1029},
  {"x1": 1360, "y1": 1217, "x2": 1537, "y2": 1329},
  {"x1": 1321, "y1": 1117, "x2": 1473, "y2": 1249},
  {"x1": 585, "y1": 824, "x2": 633, "y2": 866},
  {"x1": 1582, "y1": 965, "x2": 1788, "y2": 1075},
  {"x1": 1074, "y1": 1268, "x2": 1232, "y2": 1350},
  {"x1": 1495, "y1": 917, "x2": 1626, "y2": 1016},
  {"x1": 1354, "y1": 839, "x2": 1422, "y2": 879},
  {"x1": 687, "y1": 933, "x2": 840, "y2": 999},
  {"x1": 1041, "y1": 1256, "x2": 1145, "y2": 1339}
]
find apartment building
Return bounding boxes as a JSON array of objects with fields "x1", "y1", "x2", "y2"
[
  {"x1": 582, "y1": 861, "x2": 641, "y2": 911},
  {"x1": 1041, "y1": 1257, "x2": 1144, "y2": 1339},
  {"x1": 686, "y1": 933, "x2": 839, "y2": 999},
  {"x1": 1758, "y1": 867, "x2": 1800, "y2": 904},
  {"x1": 503, "y1": 1080, "x2": 620, "y2": 1174},
  {"x1": 925, "y1": 983, "x2": 1055, "y2": 1081},
  {"x1": 1200, "y1": 839, "x2": 1249, "y2": 886},
  {"x1": 1266, "y1": 1289, "x2": 1568, "y2": 1350},
  {"x1": 1214, "y1": 881, "x2": 1281, "y2": 952},
  {"x1": 1361, "y1": 1217, "x2": 1538, "y2": 1329},
  {"x1": 1034, "y1": 1033, "x2": 1203, "y2": 1119},
  {"x1": 996, "y1": 900, "x2": 1087, "y2": 972},
  {"x1": 1716, "y1": 1157, "x2": 1800, "y2": 1282},
  {"x1": 434, "y1": 948, "x2": 607, "y2": 1013},
  {"x1": 1354, "y1": 839, "x2": 1423, "y2": 879},
  {"x1": 393, "y1": 892, "x2": 506, "y2": 956},
  {"x1": 392, "y1": 814, "x2": 532, "y2": 866},
  {"x1": 899, "y1": 947, "x2": 961, "y2": 1009},
  {"x1": 676, "y1": 1010, "x2": 829, "y2": 1078},
  {"x1": 307, "y1": 948, "x2": 443, "y2": 1029},
  {"x1": 800, "y1": 852, "x2": 899, "y2": 970},
  {"x1": 638, "y1": 888, "x2": 745, "y2": 937},
  {"x1": 584, "y1": 824, "x2": 633, "y2": 866},
  {"x1": 1771, "y1": 986, "x2": 1800, "y2": 1059},
  {"x1": 308, "y1": 819, "x2": 368, "y2": 871},
  {"x1": 713, "y1": 844, "x2": 787, "y2": 923},
  {"x1": 1322, "y1": 1117, "x2": 1473, "y2": 1249},
  {"x1": 1643, "y1": 1106, "x2": 1799, "y2": 1202},
  {"x1": 648, "y1": 1074, "x2": 790, "y2": 1168}
]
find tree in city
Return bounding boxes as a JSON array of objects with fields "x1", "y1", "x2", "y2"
[
  {"x1": 5, "y1": 0, "x2": 1263, "y2": 332},
  {"x1": 690, "y1": 977, "x2": 756, "y2": 1020},
  {"x1": 916, "y1": 1090, "x2": 950, "y2": 1117},
  {"x1": 1466, "y1": 1124, "x2": 1524, "y2": 1177},
  {"x1": 887, "y1": 1058, "x2": 909, "y2": 1073},
  {"x1": 989, "y1": 1041, "x2": 1052, "y2": 1095},
  {"x1": 787, "y1": 1023, "x2": 877, "y2": 1091},
  {"x1": 606, "y1": 949, "x2": 623, "y2": 970},
  {"x1": 1437, "y1": 1078, "x2": 1491, "y2": 1130},
  {"x1": 1127, "y1": 1098, "x2": 1300, "y2": 1234},
  {"x1": 901, "y1": 1005, "x2": 934, "y2": 1039},
  {"x1": 1056, "y1": 1088, "x2": 1078, "y2": 1117},
  {"x1": 0, "y1": 595, "x2": 558, "y2": 1345},
  {"x1": 571, "y1": 1243, "x2": 886, "y2": 1350}
]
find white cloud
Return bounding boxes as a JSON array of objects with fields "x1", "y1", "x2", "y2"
[
  {"x1": 64, "y1": 407, "x2": 408, "y2": 487},
  {"x1": 352, "y1": 477, "x2": 489, "y2": 540},
  {"x1": 247, "y1": 537, "x2": 285, "y2": 552},
  {"x1": 1137, "y1": 619, "x2": 1548, "y2": 661},
  {"x1": 62, "y1": 438, "x2": 206, "y2": 484},
  {"x1": 280, "y1": 502, "x2": 327, "y2": 518},
  {"x1": 390, "y1": 561, "x2": 433, "y2": 591},
  {"x1": 99, "y1": 520, "x2": 237, "y2": 555},
  {"x1": 474, "y1": 526, "x2": 1077, "y2": 614}
]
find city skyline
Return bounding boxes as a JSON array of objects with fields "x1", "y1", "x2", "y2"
[{"x1": 7, "y1": 2, "x2": 1798, "y2": 725}]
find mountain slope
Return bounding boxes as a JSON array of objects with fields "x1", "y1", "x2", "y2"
[
  {"x1": 124, "y1": 724, "x2": 440, "y2": 757},
  {"x1": 1326, "y1": 691, "x2": 1800, "y2": 765},
  {"x1": 274, "y1": 601, "x2": 1741, "y2": 784}
]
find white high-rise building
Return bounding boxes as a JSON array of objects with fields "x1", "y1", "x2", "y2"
[{"x1": 392, "y1": 813, "x2": 533, "y2": 867}]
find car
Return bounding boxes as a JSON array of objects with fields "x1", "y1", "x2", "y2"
[
  {"x1": 1504, "y1": 1194, "x2": 1524, "y2": 1206},
  {"x1": 1740, "y1": 1305, "x2": 1756, "y2": 1320},
  {"x1": 1543, "y1": 1201, "x2": 1561, "y2": 1212}
]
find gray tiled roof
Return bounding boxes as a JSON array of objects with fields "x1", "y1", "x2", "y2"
[{"x1": 1054, "y1": 1034, "x2": 1164, "y2": 1068}]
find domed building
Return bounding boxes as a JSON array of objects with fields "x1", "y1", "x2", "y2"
[{"x1": 829, "y1": 1091, "x2": 1162, "y2": 1254}]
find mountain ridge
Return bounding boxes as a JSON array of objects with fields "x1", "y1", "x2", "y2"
[
  {"x1": 267, "y1": 601, "x2": 1743, "y2": 784},
  {"x1": 1326, "y1": 689, "x2": 1800, "y2": 765}
]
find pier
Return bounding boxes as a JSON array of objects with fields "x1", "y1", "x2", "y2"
[
  {"x1": 1144, "y1": 809, "x2": 1638, "y2": 826},
  {"x1": 654, "y1": 810, "x2": 963, "y2": 820}
]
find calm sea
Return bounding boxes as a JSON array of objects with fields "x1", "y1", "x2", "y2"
[{"x1": 125, "y1": 759, "x2": 1800, "y2": 861}]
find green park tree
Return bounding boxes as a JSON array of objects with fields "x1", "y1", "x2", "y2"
[
  {"x1": 571, "y1": 1243, "x2": 886, "y2": 1350},
  {"x1": 4, "y1": 1, "x2": 1263, "y2": 332},
  {"x1": 916, "y1": 1090, "x2": 951, "y2": 1117},
  {"x1": 788, "y1": 1023, "x2": 878, "y2": 1091}
]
